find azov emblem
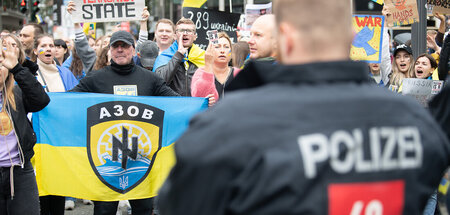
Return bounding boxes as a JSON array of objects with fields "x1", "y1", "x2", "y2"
[{"x1": 87, "y1": 101, "x2": 164, "y2": 193}]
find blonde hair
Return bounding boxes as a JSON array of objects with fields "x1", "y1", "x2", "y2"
[{"x1": 390, "y1": 52, "x2": 414, "y2": 87}]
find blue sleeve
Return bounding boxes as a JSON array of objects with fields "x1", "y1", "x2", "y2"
[{"x1": 57, "y1": 66, "x2": 79, "y2": 91}]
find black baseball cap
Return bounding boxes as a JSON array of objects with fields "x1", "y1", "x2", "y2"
[
  {"x1": 393, "y1": 44, "x2": 412, "y2": 57},
  {"x1": 110, "y1": 31, "x2": 135, "y2": 48}
]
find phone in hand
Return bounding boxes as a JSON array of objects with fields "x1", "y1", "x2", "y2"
[{"x1": 206, "y1": 30, "x2": 219, "y2": 45}]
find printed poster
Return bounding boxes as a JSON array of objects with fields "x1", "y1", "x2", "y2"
[
  {"x1": 71, "y1": 0, "x2": 145, "y2": 23},
  {"x1": 402, "y1": 78, "x2": 445, "y2": 107},
  {"x1": 245, "y1": 3, "x2": 272, "y2": 29},
  {"x1": 385, "y1": 0, "x2": 420, "y2": 27},
  {"x1": 351, "y1": 15, "x2": 384, "y2": 63}
]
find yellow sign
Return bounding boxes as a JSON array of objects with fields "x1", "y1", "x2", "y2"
[{"x1": 350, "y1": 15, "x2": 385, "y2": 63}]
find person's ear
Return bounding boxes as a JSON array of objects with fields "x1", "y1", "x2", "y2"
[
  {"x1": 278, "y1": 22, "x2": 295, "y2": 58},
  {"x1": 33, "y1": 48, "x2": 38, "y2": 56}
]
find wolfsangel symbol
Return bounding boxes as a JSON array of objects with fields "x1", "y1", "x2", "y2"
[{"x1": 87, "y1": 101, "x2": 164, "y2": 194}]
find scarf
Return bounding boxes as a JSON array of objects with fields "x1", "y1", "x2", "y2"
[
  {"x1": 36, "y1": 59, "x2": 65, "y2": 92},
  {"x1": 153, "y1": 41, "x2": 205, "y2": 72},
  {"x1": 110, "y1": 60, "x2": 135, "y2": 75}
]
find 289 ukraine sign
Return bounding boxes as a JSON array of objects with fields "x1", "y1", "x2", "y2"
[{"x1": 87, "y1": 101, "x2": 164, "y2": 193}]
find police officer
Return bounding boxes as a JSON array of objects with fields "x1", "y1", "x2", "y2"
[{"x1": 157, "y1": 0, "x2": 450, "y2": 214}]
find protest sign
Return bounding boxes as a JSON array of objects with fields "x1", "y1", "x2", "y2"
[
  {"x1": 33, "y1": 93, "x2": 207, "y2": 200},
  {"x1": 401, "y1": 78, "x2": 444, "y2": 107},
  {"x1": 71, "y1": 0, "x2": 145, "y2": 23},
  {"x1": 428, "y1": 0, "x2": 450, "y2": 14},
  {"x1": 182, "y1": 7, "x2": 241, "y2": 50},
  {"x1": 385, "y1": 0, "x2": 419, "y2": 27},
  {"x1": 350, "y1": 15, "x2": 384, "y2": 63},
  {"x1": 245, "y1": 3, "x2": 272, "y2": 30}
]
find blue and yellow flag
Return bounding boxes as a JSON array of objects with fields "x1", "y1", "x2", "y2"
[
  {"x1": 182, "y1": 0, "x2": 207, "y2": 8},
  {"x1": 371, "y1": 0, "x2": 384, "y2": 5},
  {"x1": 83, "y1": 22, "x2": 96, "y2": 39},
  {"x1": 153, "y1": 41, "x2": 205, "y2": 72},
  {"x1": 32, "y1": 93, "x2": 207, "y2": 201}
]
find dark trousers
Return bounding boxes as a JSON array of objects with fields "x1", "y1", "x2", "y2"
[
  {"x1": 94, "y1": 198, "x2": 153, "y2": 215},
  {"x1": 39, "y1": 195, "x2": 65, "y2": 215},
  {"x1": 0, "y1": 162, "x2": 39, "y2": 215}
]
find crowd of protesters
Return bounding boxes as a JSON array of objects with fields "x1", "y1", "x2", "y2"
[{"x1": 0, "y1": 0, "x2": 450, "y2": 214}]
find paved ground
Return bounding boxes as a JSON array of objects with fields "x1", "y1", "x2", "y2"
[
  {"x1": 64, "y1": 199, "x2": 93, "y2": 215},
  {"x1": 64, "y1": 199, "x2": 131, "y2": 215}
]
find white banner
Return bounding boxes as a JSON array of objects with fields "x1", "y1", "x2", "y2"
[
  {"x1": 71, "y1": 0, "x2": 145, "y2": 23},
  {"x1": 402, "y1": 78, "x2": 444, "y2": 107}
]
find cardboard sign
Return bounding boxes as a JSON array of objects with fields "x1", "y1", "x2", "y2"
[
  {"x1": 427, "y1": 0, "x2": 450, "y2": 8},
  {"x1": 71, "y1": 0, "x2": 145, "y2": 23},
  {"x1": 401, "y1": 78, "x2": 444, "y2": 107},
  {"x1": 350, "y1": 15, "x2": 384, "y2": 63},
  {"x1": 385, "y1": 0, "x2": 420, "y2": 27},
  {"x1": 182, "y1": 7, "x2": 241, "y2": 50},
  {"x1": 428, "y1": 0, "x2": 450, "y2": 14}
]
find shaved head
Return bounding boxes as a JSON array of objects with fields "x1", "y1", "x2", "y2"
[
  {"x1": 248, "y1": 15, "x2": 277, "y2": 59},
  {"x1": 274, "y1": 0, "x2": 352, "y2": 64}
]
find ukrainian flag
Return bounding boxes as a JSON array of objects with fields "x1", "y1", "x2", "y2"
[
  {"x1": 83, "y1": 22, "x2": 96, "y2": 39},
  {"x1": 372, "y1": 0, "x2": 384, "y2": 5},
  {"x1": 32, "y1": 93, "x2": 207, "y2": 201},
  {"x1": 182, "y1": 0, "x2": 207, "y2": 8}
]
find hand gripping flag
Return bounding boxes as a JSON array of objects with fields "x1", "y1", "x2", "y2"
[{"x1": 32, "y1": 93, "x2": 207, "y2": 201}]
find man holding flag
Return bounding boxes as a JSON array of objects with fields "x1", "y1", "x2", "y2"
[{"x1": 71, "y1": 30, "x2": 178, "y2": 215}]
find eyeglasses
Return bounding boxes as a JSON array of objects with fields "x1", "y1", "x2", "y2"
[{"x1": 176, "y1": 29, "x2": 195, "y2": 35}]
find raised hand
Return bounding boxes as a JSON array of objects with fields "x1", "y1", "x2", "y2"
[
  {"x1": 67, "y1": 1, "x2": 76, "y2": 14},
  {"x1": 1, "y1": 41, "x2": 18, "y2": 70},
  {"x1": 204, "y1": 42, "x2": 214, "y2": 73},
  {"x1": 177, "y1": 33, "x2": 188, "y2": 55},
  {"x1": 141, "y1": 7, "x2": 150, "y2": 22}
]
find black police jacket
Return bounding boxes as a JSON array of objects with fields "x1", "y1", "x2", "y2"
[{"x1": 158, "y1": 61, "x2": 450, "y2": 215}]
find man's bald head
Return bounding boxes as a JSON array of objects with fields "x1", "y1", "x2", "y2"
[
  {"x1": 248, "y1": 14, "x2": 277, "y2": 59},
  {"x1": 274, "y1": 0, "x2": 352, "y2": 64}
]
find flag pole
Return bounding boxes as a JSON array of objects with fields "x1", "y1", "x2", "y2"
[{"x1": 230, "y1": 0, "x2": 233, "y2": 13}]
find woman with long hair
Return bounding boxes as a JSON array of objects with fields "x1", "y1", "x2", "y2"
[
  {"x1": 191, "y1": 32, "x2": 241, "y2": 105},
  {"x1": 388, "y1": 44, "x2": 414, "y2": 92},
  {"x1": 0, "y1": 35, "x2": 50, "y2": 215}
]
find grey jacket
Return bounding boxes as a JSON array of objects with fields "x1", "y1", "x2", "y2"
[{"x1": 74, "y1": 28, "x2": 96, "y2": 73}]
